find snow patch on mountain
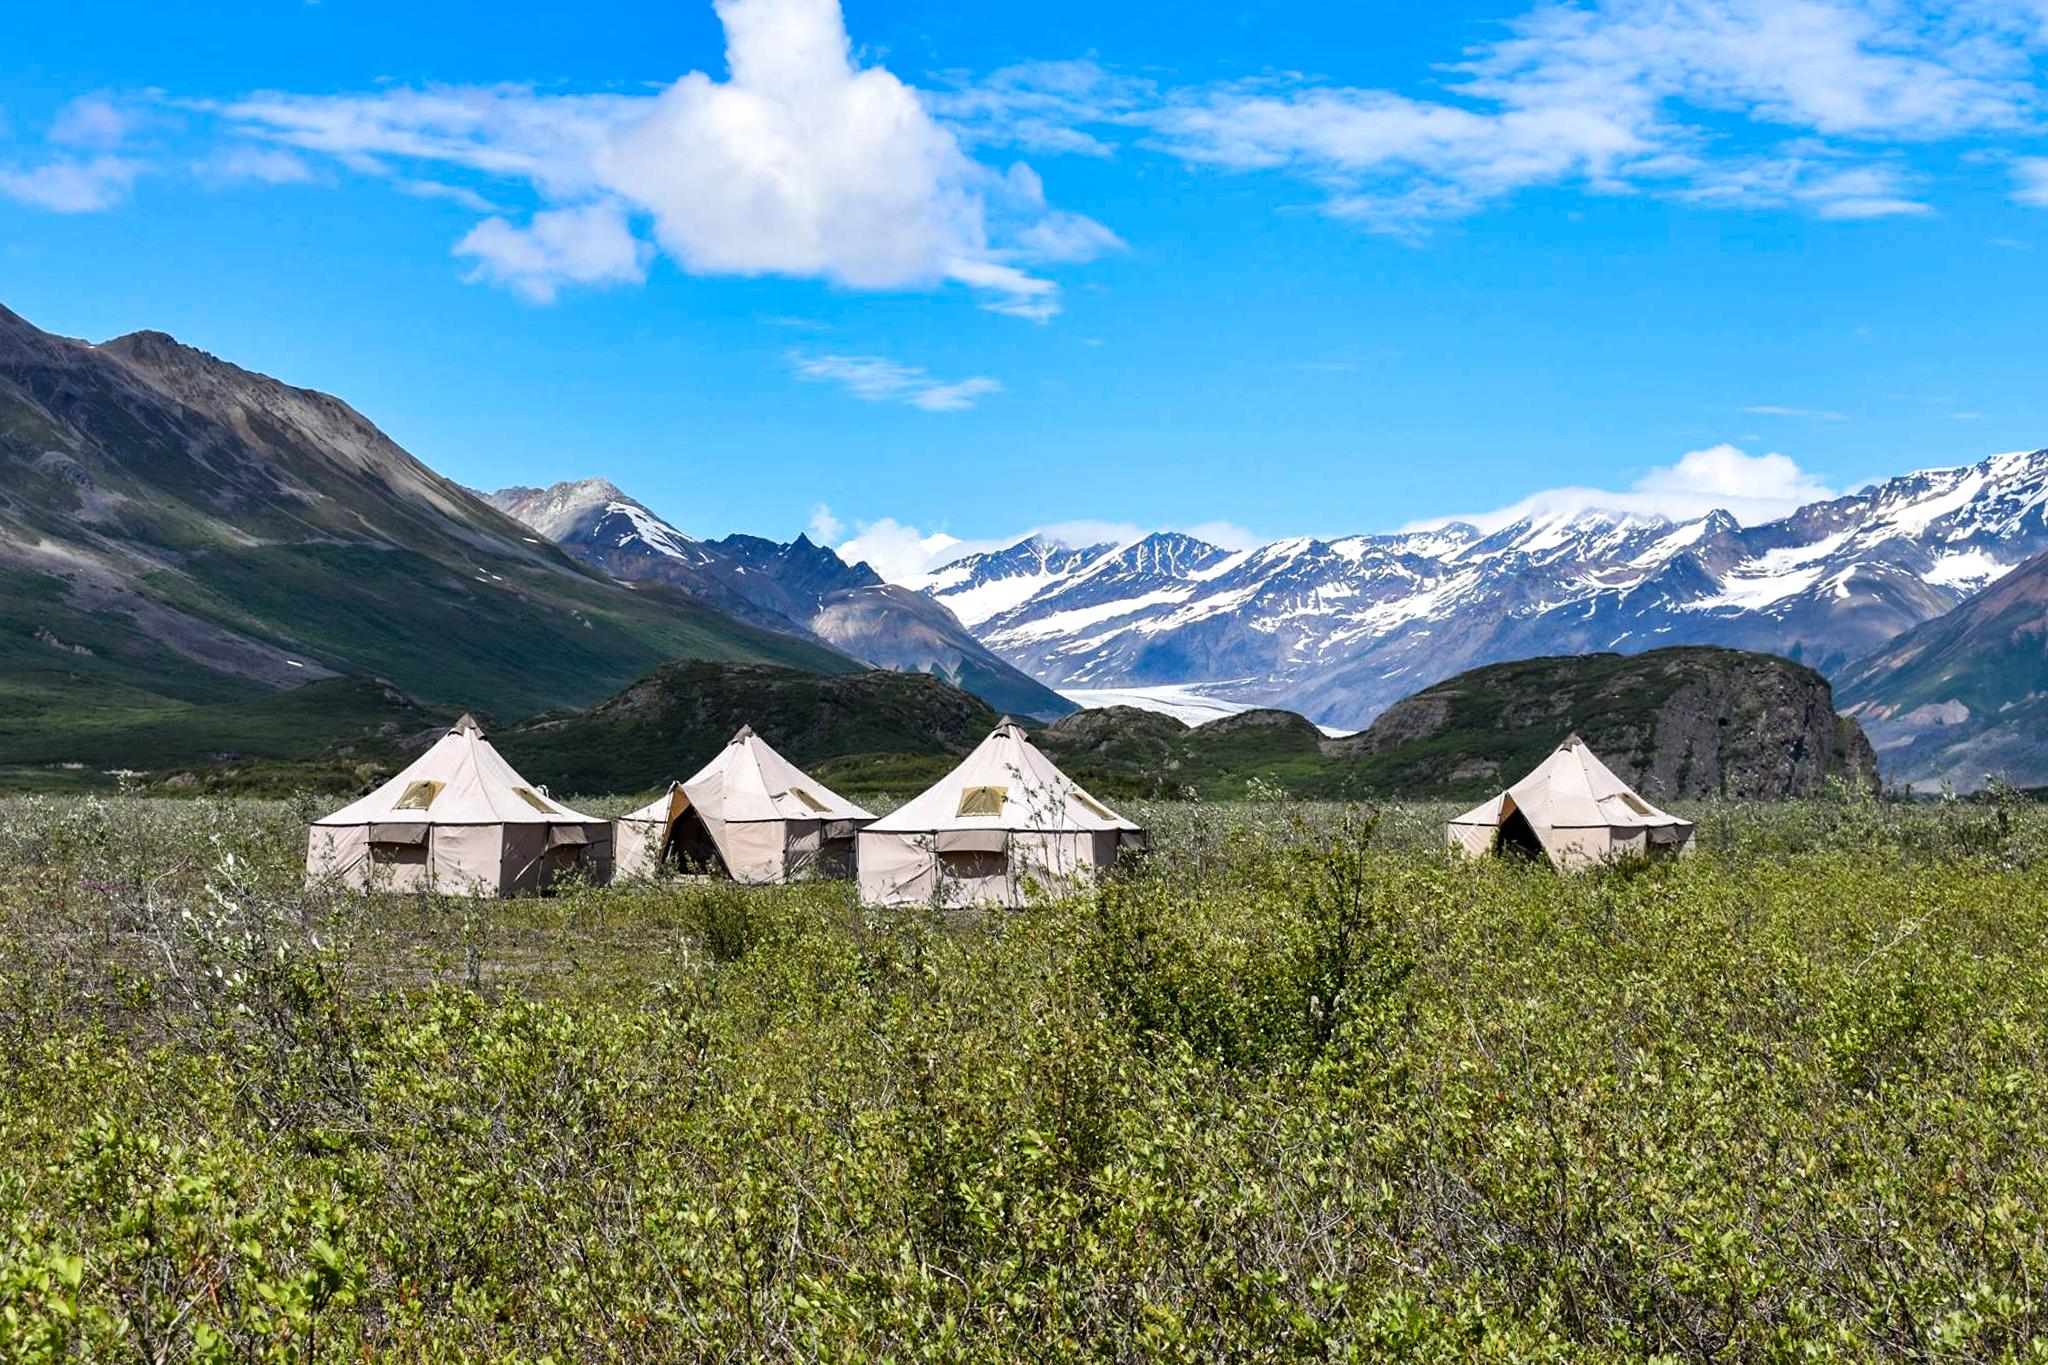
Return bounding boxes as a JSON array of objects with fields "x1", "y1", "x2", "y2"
[{"x1": 917, "y1": 448, "x2": 2048, "y2": 730}]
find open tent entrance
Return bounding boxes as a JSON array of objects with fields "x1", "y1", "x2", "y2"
[
  {"x1": 1495, "y1": 799, "x2": 1546, "y2": 860},
  {"x1": 817, "y1": 833, "x2": 856, "y2": 878},
  {"x1": 666, "y1": 805, "x2": 728, "y2": 876}
]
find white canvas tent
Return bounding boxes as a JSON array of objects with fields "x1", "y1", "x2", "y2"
[
  {"x1": 858, "y1": 719, "x2": 1147, "y2": 907},
  {"x1": 306, "y1": 713, "x2": 612, "y2": 896},
  {"x1": 1446, "y1": 733, "x2": 1696, "y2": 870},
  {"x1": 613, "y1": 726, "x2": 875, "y2": 883}
]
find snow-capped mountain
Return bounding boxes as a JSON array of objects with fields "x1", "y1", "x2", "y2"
[
  {"x1": 912, "y1": 449, "x2": 2048, "y2": 731},
  {"x1": 488, "y1": 480, "x2": 1076, "y2": 719}
]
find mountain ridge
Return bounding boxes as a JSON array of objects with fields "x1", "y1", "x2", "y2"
[
  {"x1": 909, "y1": 449, "x2": 2048, "y2": 732},
  {"x1": 487, "y1": 478, "x2": 1075, "y2": 720},
  {"x1": 1837, "y1": 550, "x2": 2048, "y2": 792},
  {"x1": 0, "y1": 300, "x2": 851, "y2": 772}
]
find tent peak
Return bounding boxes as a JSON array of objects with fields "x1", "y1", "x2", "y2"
[
  {"x1": 730, "y1": 724, "x2": 756, "y2": 743},
  {"x1": 451, "y1": 712, "x2": 485, "y2": 738}
]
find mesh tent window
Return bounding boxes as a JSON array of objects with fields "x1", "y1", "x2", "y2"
[
  {"x1": 513, "y1": 788, "x2": 557, "y2": 814},
  {"x1": 1618, "y1": 792, "x2": 1655, "y2": 816},
  {"x1": 393, "y1": 780, "x2": 444, "y2": 811},
  {"x1": 956, "y1": 785, "x2": 1007, "y2": 818},
  {"x1": 784, "y1": 787, "x2": 831, "y2": 814},
  {"x1": 937, "y1": 848, "x2": 1007, "y2": 880}
]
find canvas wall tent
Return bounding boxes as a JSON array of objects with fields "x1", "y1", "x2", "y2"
[
  {"x1": 858, "y1": 719, "x2": 1147, "y2": 908},
  {"x1": 306, "y1": 714, "x2": 612, "y2": 896},
  {"x1": 1447, "y1": 733, "x2": 1696, "y2": 871},
  {"x1": 613, "y1": 726, "x2": 875, "y2": 884}
]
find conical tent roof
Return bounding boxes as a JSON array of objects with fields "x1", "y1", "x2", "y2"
[
  {"x1": 678, "y1": 726, "x2": 874, "y2": 825},
  {"x1": 315, "y1": 713, "x2": 599, "y2": 827},
  {"x1": 1488, "y1": 733, "x2": 1688, "y2": 831},
  {"x1": 1448, "y1": 734, "x2": 1694, "y2": 869},
  {"x1": 867, "y1": 719, "x2": 1137, "y2": 834},
  {"x1": 621, "y1": 782, "x2": 684, "y2": 825}
]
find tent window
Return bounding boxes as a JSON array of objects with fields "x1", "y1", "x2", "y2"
[
  {"x1": 1071, "y1": 792, "x2": 1114, "y2": 820},
  {"x1": 393, "y1": 780, "x2": 444, "y2": 811},
  {"x1": 1619, "y1": 792, "x2": 1654, "y2": 816},
  {"x1": 956, "y1": 785, "x2": 1006, "y2": 817},
  {"x1": 513, "y1": 787, "x2": 557, "y2": 814},
  {"x1": 784, "y1": 786, "x2": 831, "y2": 814},
  {"x1": 938, "y1": 848, "x2": 1007, "y2": 880}
]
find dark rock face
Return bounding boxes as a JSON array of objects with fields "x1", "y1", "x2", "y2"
[{"x1": 1338, "y1": 646, "x2": 1878, "y2": 800}]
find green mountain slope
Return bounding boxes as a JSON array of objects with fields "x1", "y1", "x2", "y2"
[
  {"x1": 0, "y1": 302, "x2": 849, "y2": 765},
  {"x1": 497, "y1": 661, "x2": 1001, "y2": 795},
  {"x1": 1838, "y1": 551, "x2": 2048, "y2": 791}
]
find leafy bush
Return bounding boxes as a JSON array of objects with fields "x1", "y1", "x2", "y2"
[{"x1": 1, "y1": 794, "x2": 2046, "y2": 1358}]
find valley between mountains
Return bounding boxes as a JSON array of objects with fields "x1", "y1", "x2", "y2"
[{"x1": 3, "y1": 299, "x2": 2043, "y2": 792}]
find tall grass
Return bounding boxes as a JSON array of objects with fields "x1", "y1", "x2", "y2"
[{"x1": 1, "y1": 792, "x2": 2044, "y2": 1360}]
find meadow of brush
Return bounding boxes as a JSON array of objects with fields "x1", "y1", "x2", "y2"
[{"x1": 2, "y1": 790, "x2": 2046, "y2": 1361}]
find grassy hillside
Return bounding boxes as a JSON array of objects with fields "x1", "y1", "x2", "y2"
[
  {"x1": 1036, "y1": 706, "x2": 1345, "y2": 801},
  {"x1": 0, "y1": 303, "x2": 852, "y2": 755},
  {"x1": 498, "y1": 660, "x2": 1001, "y2": 795},
  {"x1": 0, "y1": 676, "x2": 452, "y2": 794}
]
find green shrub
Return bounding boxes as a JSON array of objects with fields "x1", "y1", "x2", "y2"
[{"x1": 1, "y1": 794, "x2": 2046, "y2": 1359}]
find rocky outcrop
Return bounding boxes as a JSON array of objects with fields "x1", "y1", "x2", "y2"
[{"x1": 1333, "y1": 646, "x2": 1878, "y2": 800}]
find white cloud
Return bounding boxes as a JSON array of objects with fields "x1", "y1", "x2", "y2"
[
  {"x1": 215, "y1": 0, "x2": 1107, "y2": 313},
  {"x1": 1414, "y1": 443, "x2": 1839, "y2": 531},
  {"x1": 836, "y1": 517, "x2": 973, "y2": 582},
  {"x1": 789, "y1": 352, "x2": 1003, "y2": 411},
  {"x1": 2016, "y1": 157, "x2": 2048, "y2": 207},
  {"x1": 455, "y1": 201, "x2": 650, "y2": 303},
  {"x1": 806, "y1": 503, "x2": 844, "y2": 543},
  {"x1": 49, "y1": 95, "x2": 138, "y2": 149},
  {"x1": 0, "y1": 155, "x2": 144, "y2": 211}
]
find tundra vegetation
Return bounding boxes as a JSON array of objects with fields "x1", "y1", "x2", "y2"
[{"x1": 1, "y1": 790, "x2": 2045, "y2": 1360}]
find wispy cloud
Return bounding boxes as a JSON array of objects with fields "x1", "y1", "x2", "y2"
[
  {"x1": 0, "y1": 155, "x2": 145, "y2": 211},
  {"x1": 397, "y1": 177, "x2": 498, "y2": 212},
  {"x1": 1742, "y1": 404, "x2": 1849, "y2": 421},
  {"x1": 946, "y1": 1, "x2": 2048, "y2": 230},
  {"x1": 789, "y1": 352, "x2": 1003, "y2": 412},
  {"x1": 2015, "y1": 157, "x2": 2048, "y2": 207},
  {"x1": 48, "y1": 94, "x2": 142, "y2": 149},
  {"x1": 0, "y1": 94, "x2": 149, "y2": 211},
  {"x1": 194, "y1": 143, "x2": 319, "y2": 186}
]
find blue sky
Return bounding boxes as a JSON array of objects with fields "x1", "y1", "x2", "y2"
[{"x1": 4, "y1": 0, "x2": 2047, "y2": 578}]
